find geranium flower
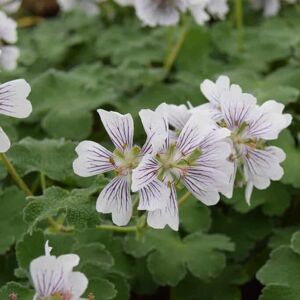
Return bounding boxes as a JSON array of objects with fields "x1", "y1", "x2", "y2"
[
  {"x1": 187, "y1": 0, "x2": 228, "y2": 25},
  {"x1": 0, "y1": 79, "x2": 32, "y2": 152},
  {"x1": 132, "y1": 105, "x2": 232, "y2": 230},
  {"x1": 58, "y1": 0, "x2": 101, "y2": 16},
  {"x1": 115, "y1": 0, "x2": 134, "y2": 6},
  {"x1": 0, "y1": 0, "x2": 21, "y2": 14},
  {"x1": 0, "y1": 11, "x2": 19, "y2": 71},
  {"x1": 134, "y1": 0, "x2": 187, "y2": 26},
  {"x1": 199, "y1": 76, "x2": 292, "y2": 203},
  {"x1": 134, "y1": 0, "x2": 229, "y2": 27},
  {"x1": 30, "y1": 241, "x2": 88, "y2": 300},
  {"x1": 73, "y1": 110, "x2": 168, "y2": 226}
]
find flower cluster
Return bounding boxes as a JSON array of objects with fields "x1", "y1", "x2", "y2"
[
  {"x1": 134, "y1": 0, "x2": 229, "y2": 27},
  {"x1": 0, "y1": 10, "x2": 19, "y2": 70},
  {"x1": 73, "y1": 75, "x2": 291, "y2": 231},
  {"x1": 57, "y1": 0, "x2": 228, "y2": 26},
  {"x1": 30, "y1": 241, "x2": 88, "y2": 300}
]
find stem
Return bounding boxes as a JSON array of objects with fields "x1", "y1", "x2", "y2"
[
  {"x1": 178, "y1": 191, "x2": 191, "y2": 207},
  {"x1": 40, "y1": 172, "x2": 47, "y2": 192},
  {"x1": 96, "y1": 224, "x2": 138, "y2": 233},
  {"x1": 235, "y1": 0, "x2": 244, "y2": 51},
  {"x1": 0, "y1": 153, "x2": 33, "y2": 196},
  {"x1": 164, "y1": 24, "x2": 188, "y2": 76}
]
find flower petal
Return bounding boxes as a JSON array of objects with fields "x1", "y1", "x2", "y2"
[
  {"x1": 221, "y1": 85, "x2": 257, "y2": 130},
  {"x1": 139, "y1": 108, "x2": 168, "y2": 154},
  {"x1": 96, "y1": 176, "x2": 132, "y2": 226},
  {"x1": 246, "y1": 100, "x2": 292, "y2": 140},
  {"x1": 0, "y1": 127, "x2": 10, "y2": 153},
  {"x1": 245, "y1": 181, "x2": 253, "y2": 205},
  {"x1": 243, "y1": 145, "x2": 286, "y2": 192},
  {"x1": 135, "y1": 0, "x2": 183, "y2": 26},
  {"x1": 0, "y1": 79, "x2": 32, "y2": 118},
  {"x1": 97, "y1": 109, "x2": 134, "y2": 151},
  {"x1": 73, "y1": 141, "x2": 115, "y2": 177},
  {"x1": 147, "y1": 184, "x2": 179, "y2": 231},
  {"x1": 163, "y1": 104, "x2": 191, "y2": 131},
  {"x1": 138, "y1": 179, "x2": 169, "y2": 211},
  {"x1": 0, "y1": 11, "x2": 17, "y2": 43},
  {"x1": 56, "y1": 254, "x2": 80, "y2": 272},
  {"x1": 132, "y1": 154, "x2": 161, "y2": 192},
  {"x1": 177, "y1": 111, "x2": 215, "y2": 156},
  {"x1": 0, "y1": 46, "x2": 20, "y2": 71},
  {"x1": 200, "y1": 75, "x2": 230, "y2": 106},
  {"x1": 30, "y1": 256, "x2": 66, "y2": 297},
  {"x1": 182, "y1": 166, "x2": 224, "y2": 206},
  {"x1": 69, "y1": 271, "x2": 89, "y2": 299}
]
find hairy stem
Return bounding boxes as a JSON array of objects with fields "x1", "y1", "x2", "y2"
[
  {"x1": 40, "y1": 172, "x2": 47, "y2": 192},
  {"x1": 96, "y1": 224, "x2": 138, "y2": 233},
  {"x1": 0, "y1": 153, "x2": 33, "y2": 196},
  {"x1": 178, "y1": 191, "x2": 191, "y2": 207},
  {"x1": 164, "y1": 24, "x2": 188, "y2": 76},
  {"x1": 235, "y1": 0, "x2": 244, "y2": 51}
]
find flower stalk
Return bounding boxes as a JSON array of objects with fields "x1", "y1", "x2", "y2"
[
  {"x1": 164, "y1": 23, "x2": 188, "y2": 76},
  {"x1": 234, "y1": 0, "x2": 244, "y2": 51},
  {"x1": 0, "y1": 153, "x2": 33, "y2": 196}
]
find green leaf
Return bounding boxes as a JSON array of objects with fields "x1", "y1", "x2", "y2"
[
  {"x1": 212, "y1": 210, "x2": 272, "y2": 260},
  {"x1": 172, "y1": 266, "x2": 248, "y2": 300},
  {"x1": 7, "y1": 138, "x2": 76, "y2": 182},
  {"x1": 0, "y1": 282, "x2": 34, "y2": 300},
  {"x1": 16, "y1": 230, "x2": 45, "y2": 271},
  {"x1": 257, "y1": 246, "x2": 300, "y2": 300},
  {"x1": 73, "y1": 242, "x2": 114, "y2": 270},
  {"x1": 24, "y1": 186, "x2": 101, "y2": 230},
  {"x1": 226, "y1": 182, "x2": 291, "y2": 216},
  {"x1": 273, "y1": 131, "x2": 300, "y2": 188},
  {"x1": 269, "y1": 227, "x2": 300, "y2": 250},
  {"x1": 0, "y1": 187, "x2": 28, "y2": 254},
  {"x1": 28, "y1": 69, "x2": 116, "y2": 139},
  {"x1": 125, "y1": 229, "x2": 233, "y2": 286},
  {"x1": 258, "y1": 231, "x2": 300, "y2": 299},
  {"x1": 180, "y1": 195, "x2": 212, "y2": 233},
  {"x1": 85, "y1": 278, "x2": 117, "y2": 300}
]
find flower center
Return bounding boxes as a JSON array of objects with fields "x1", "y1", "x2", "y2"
[
  {"x1": 41, "y1": 291, "x2": 73, "y2": 300},
  {"x1": 156, "y1": 144, "x2": 202, "y2": 182},
  {"x1": 114, "y1": 146, "x2": 141, "y2": 176}
]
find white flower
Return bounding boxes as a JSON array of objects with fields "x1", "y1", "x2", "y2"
[
  {"x1": 0, "y1": 79, "x2": 32, "y2": 153},
  {"x1": 115, "y1": 0, "x2": 134, "y2": 6},
  {"x1": 0, "y1": 0, "x2": 21, "y2": 14},
  {"x1": 187, "y1": 0, "x2": 210, "y2": 25},
  {"x1": 206, "y1": 0, "x2": 229, "y2": 19},
  {"x1": 58, "y1": 0, "x2": 101, "y2": 16},
  {"x1": 0, "y1": 45, "x2": 20, "y2": 71},
  {"x1": 199, "y1": 76, "x2": 292, "y2": 203},
  {"x1": 134, "y1": 0, "x2": 187, "y2": 27},
  {"x1": 250, "y1": 0, "x2": 280, "y2": 16},
  {"x1": 73, "y1": 109, "x2": 168, "y2": 226},
  {"x1": 0, "y1": 11, "x2": 19, "y2": 70},
  {"x1": 132, "y1": 104, "x2": 232, "y2": 230},
  {"x1": 186, "y1": 0, "x2": 229, "y2": 25},
  {"x1": 0, "y1": 11, "x2": 17, "y2": 44},
  {"x1": 30, "y1": 241, "x2": 88, "y2": 300}
]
